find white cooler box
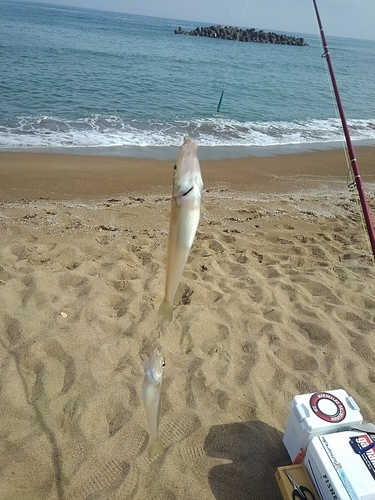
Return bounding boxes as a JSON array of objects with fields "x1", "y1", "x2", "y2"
[
  {"x1": 283, "y1": 390, "x2": 363, "y2": 462},
  {"x1": 304, "y1": 431, "x2": 375, "y2": 500}
]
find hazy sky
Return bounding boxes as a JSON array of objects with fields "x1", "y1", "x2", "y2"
[{"x1": 25, "y1": 0, "x2": 375, "y2": 40}]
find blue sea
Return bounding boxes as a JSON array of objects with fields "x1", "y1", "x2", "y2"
[{"x1": 1, "y1": 0, "x2": 375, "y2": 158}]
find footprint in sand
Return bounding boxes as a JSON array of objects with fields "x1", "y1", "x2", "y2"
[
  {"x1": 67, "y1": 458, "x2": 132, "y2": 500},
  {"x1": 43, "y1": 340, "x2": 76, "y2": 395},
  {"x1": 19, "y1": 341, "x2": 75, "y2": 402},
  {"x1": 11, "y1": 243, "x2": 29, "y2": 261},
  {"x1": 294, "y1": 321, "x2": 332, "y2": 347},
  {"x1": 0, "y1": 429, "x2": 56, "y2": 499},
  {"x1": 177, "y1": 284, "x2": 194, "y2": 306},
  {"x1": 59, "y1": 273, "x2": 89, "y2": 291},
  {"x1": 20, "y1": 274, "x2": 36, "y2": 306},
  {"x1": 185, "y1": 366, "x2": 206, "y2": 408},
  {"x1": 335, "y1": 309, "x2": 374, "y2": 334},
  {"x1": 236, "y1": 340, "x2": 258, "y2": 386},
  {"x1": 156, "y1": 411, "x2": 201, "y2": 451},
  {"x1": 106, "y1": 399, "x2": 130, "y2": 438},
  {"x1": 109, "y1": 295, "x2": 129, "y2": 318},
  {"x1": 275, "y1": 346, "x2": 318, "y2": 372},
  {"x1": 208, "y1": 239, "x2": 225, "y2": 253},
  {"x1": 65, "y1": 424, "x2": 147, "y2": 500},
  {"x1": 348, "y1": 335, "x2": 375, "y2": 364},
  {"x1": 3, "y1": 315, "x2": 22, "y2": 346}
]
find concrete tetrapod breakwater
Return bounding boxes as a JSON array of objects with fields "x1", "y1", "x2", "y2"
[{"x1": 174, "y1": 25, "x2": 308, "y2": 46}]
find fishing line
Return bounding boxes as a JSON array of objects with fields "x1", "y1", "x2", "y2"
[
  {"x1": 216, "y1": 0, "x2": 250, "y2": 113},
  {"x1": 319, "y1": 32, "x2": 374, "y2": 266}
]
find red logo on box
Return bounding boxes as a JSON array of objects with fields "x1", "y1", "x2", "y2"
[{"x1": 310, "y1": 392, "x2": 346, "y2": 423}]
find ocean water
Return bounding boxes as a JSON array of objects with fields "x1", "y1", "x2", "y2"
[{"x1": 1, "y1": 0, "x2": 375, "y2": 158}]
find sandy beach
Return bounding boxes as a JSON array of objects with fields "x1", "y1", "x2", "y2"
[{"x1": 1, "y1": 146, "x2": 375, "y2": 500}]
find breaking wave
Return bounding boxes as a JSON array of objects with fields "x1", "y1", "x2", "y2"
[{"x1": 1, "y1": 115, "x2": 375, "y2": 150}]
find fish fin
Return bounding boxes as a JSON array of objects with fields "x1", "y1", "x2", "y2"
[
  {"x1": 158, "y1": 300, "x2": 173, "y2": 321},
  {"x1": 148, "y1": 438, "x2": 164, "y2": 457}
]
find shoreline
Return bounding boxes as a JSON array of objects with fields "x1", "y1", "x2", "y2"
[
  {"x1": 1, "y1": 138, "x2": 375, "y2": 161},
  {"x1": 0, "y1": 145, "x2": 374, "y2": 203}
]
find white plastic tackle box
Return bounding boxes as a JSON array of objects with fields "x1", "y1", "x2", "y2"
[{"x1": 283, "y1": 389, "x2": 363, "y2": 462}]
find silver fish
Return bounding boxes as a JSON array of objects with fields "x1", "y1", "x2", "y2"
[
  {"x1": 158, "y1": 137, "x2": 203, "y2": 321},
  {"x1": 142, "y1": 345, "x2": 165, "y2": 457}
]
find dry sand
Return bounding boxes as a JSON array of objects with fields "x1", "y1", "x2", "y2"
[{"x1": 0, "y1": 147, "x2": 375, "y2": 500}]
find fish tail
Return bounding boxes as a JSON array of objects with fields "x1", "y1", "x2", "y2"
[
  {"x1": 158, "y1": 299, "x2": 173, "y2": 321},
  {"x1": 148, "y1": 438, "x2": 164, "y2": 457}
]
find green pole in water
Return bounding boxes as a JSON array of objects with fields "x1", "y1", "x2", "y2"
[{"x1": 216, "y1": 90, "x2": 225, "y2": 112}]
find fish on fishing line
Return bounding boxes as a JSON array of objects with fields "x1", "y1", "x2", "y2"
[
  {"x1": 142, "y1": 344, "x2": 165, "y2": 457},
  {"x1": 158, "y1": 136, "x2": 203, "y2": 321}
]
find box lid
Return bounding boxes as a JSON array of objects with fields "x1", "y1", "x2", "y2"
[{"x1": 291, "y1": 389, "x2": 362, "y2": 433}]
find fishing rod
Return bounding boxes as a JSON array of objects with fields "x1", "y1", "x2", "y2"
[{"x1": 312, "y1": 0, "x2": 375, "y2": 260}]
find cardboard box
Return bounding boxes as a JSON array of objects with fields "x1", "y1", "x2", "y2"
[
  {"x1": 304, "y1": 431, "x2": 375, "y2": 500},
  {"x1": 283, "y1": 390, "x2": 363, "y2": 462},
  {"x1": 275, "y1": 464, "x2": 320, "y2": 500}
]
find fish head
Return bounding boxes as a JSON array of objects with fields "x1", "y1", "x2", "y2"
[
  {"x1": 173, "y1": 137, "x2": 203, "y2": 205},
  {"x1": 145, "y1": 344, "x2": 165, "y2": 384}
]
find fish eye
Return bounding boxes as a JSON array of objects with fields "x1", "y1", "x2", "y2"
[
  {"x1": 173, "y1": 164, "x2": 177, "y2": 171},
  {"x1": 162, "y1": 362, "x2": 166, "y2": 368}
]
